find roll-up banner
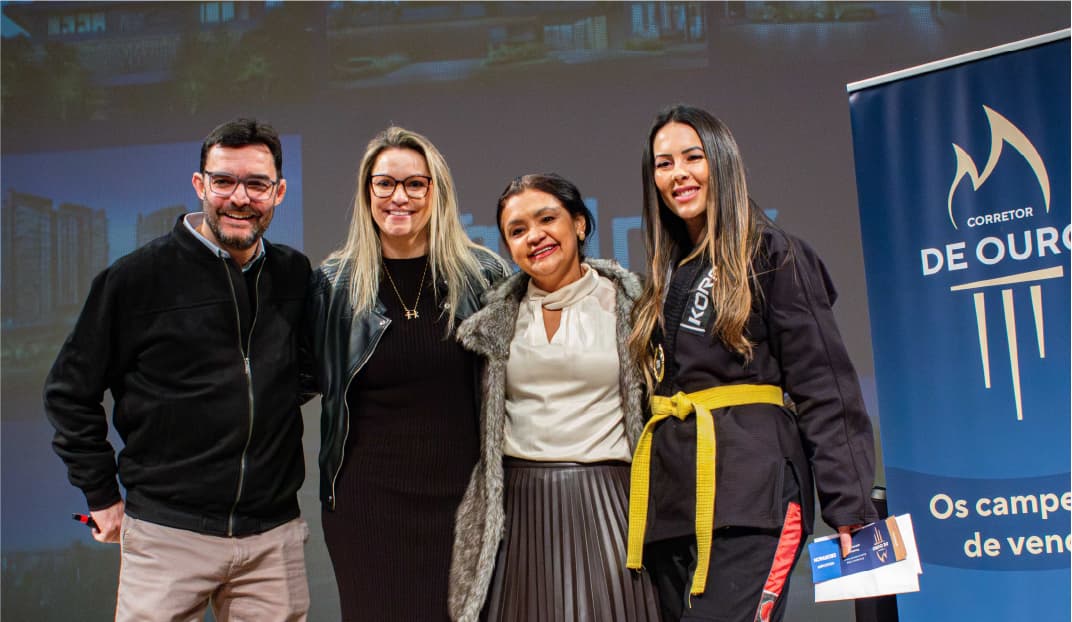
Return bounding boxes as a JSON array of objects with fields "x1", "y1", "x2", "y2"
[{"x1": 847, "y1": 30, "x2": 1070, "y2": 621}]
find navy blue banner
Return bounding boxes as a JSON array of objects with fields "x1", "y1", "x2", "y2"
[{"x1": 848, "y1": 33, "x2": 1070, "y2": 621}]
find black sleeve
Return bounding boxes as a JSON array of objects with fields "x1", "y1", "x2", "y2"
[
  {"x1": 475, "y1": 248, "x2": 510, "y2": 304},
  {"x1": 482, "y1": 250, "x2": 510, "y2": 286},
  {"x1": 764, "y1": 234, "x2": 879, "y2": 529},
  {"x1": 42, "y1": 267, "x2": 123, "y2": 511},
  {"x1": 301, "y1": 266, "x2": 330, "y2": 400},
  {"x1": 296, "y1": 256, "x2": 319, "y2": 404}
]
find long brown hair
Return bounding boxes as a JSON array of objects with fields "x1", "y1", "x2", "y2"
[{"x1": 628, "y1": 105, "x2": 770, "y2": 387}]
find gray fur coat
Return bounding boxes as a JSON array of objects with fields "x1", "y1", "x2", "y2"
[{"x1": 447, "y1": 258, "x2": 646, "y2": 622}]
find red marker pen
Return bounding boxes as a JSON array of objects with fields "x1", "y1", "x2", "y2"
[{"x1": 72, "y1": 513, "x2": 98, "y2": 530}]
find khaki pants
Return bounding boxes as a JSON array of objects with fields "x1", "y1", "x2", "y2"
[{"x1": 116, "y1": 515, "x2": 310, "y2": 622}]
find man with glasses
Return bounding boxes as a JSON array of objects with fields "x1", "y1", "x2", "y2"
[{"x1": 44, "y1": 118, "x2": 313, "y2": 621}]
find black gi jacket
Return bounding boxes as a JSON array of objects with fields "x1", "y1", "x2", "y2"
[{"x1": 646, "y1": 228, "x2": 878, "y2": 542}]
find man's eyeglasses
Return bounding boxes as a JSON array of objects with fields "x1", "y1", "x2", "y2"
[
  {"x1": 370, "y1": 175, "x2": 432, "y2": 199},
  {"x1": 202, "y1": 171, "x2": 279, "y2": 201}
]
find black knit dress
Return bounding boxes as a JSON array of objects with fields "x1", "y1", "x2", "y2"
[{"x1": 323, "y1": 256, "x2": 480, "y2": 621}]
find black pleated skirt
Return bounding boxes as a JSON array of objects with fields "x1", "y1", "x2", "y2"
[{"x1": 484, "y1": 459, "x2": 661, "y2": 622}]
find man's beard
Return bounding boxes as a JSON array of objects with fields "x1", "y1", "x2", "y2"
[{"x1": 205, "y1": 202, "x2": 265, "y2": 251}]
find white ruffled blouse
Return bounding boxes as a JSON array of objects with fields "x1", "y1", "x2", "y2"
[{"x1": 503, "y1": 265, "x2": 632, "y2": 462}]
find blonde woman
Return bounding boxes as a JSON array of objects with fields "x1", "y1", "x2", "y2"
[
  {"x1": 309, "y1": 126, "x2": 507, "y2": 620},
  {"x1": 626, "y1": 105, "x2": 878, "y2": 622}
]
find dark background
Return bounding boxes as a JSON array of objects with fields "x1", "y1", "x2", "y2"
[{"x1": 2, "y1": 2, "x2": 1067, "y2": 620}]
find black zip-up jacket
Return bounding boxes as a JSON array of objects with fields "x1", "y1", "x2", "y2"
[
  {"x1": 44, "y1": 217, "x2": 311, "y2": 537},
  {"x1": 309, "y1": 249, "x2": 507, "y2": 510}
]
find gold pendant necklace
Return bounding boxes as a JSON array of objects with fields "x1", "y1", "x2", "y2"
[{"x1": 382, "y1": 258, "x2": 428, "y2": 320}]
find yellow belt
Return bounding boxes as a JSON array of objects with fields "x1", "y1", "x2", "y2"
[{"x1": 627, "y1": 384, "x2": 783, "y2": 596}]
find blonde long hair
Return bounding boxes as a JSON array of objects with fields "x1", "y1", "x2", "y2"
[
  {"x1": 628, "y1": 106, "x2": 770, "y2": 387},
  {"x1": 325, "y1": 126, "x2": 500, "y2": 331}
]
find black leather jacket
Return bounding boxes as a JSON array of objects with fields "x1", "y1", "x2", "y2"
[{"x1": 309, "y1": 249, "x2": 507, "y2": 509}]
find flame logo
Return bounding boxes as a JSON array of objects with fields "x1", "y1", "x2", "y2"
[
  {"x1": 945, "y1": 105, "x2": 1062, "y2": 422},
  {"x1": 947, "y1": 105, "x2": 1050, "y2": 229}
]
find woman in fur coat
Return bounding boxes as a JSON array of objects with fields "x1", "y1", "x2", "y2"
[{"x1": 448, "y1": 173, "x2": 660, "y2": 622}]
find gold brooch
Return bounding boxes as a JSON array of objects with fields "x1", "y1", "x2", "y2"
[{"x1": 651, "y1": 343, "x2": 665, "y2": 384}]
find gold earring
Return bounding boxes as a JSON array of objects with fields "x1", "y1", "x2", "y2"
[{"x1": 578, "y1": 231, "x2": 586, "y2": 241}]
